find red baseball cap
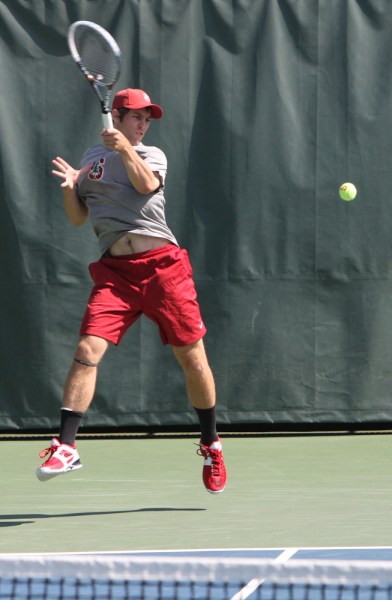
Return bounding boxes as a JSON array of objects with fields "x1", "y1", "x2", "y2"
[{"x1": 112, "y1": 88, "x2": 163, "y2": 119}]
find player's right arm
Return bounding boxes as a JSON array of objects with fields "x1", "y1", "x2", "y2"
[{"x1": 51, "y1": 156, "x2": 89, "y2": 226}]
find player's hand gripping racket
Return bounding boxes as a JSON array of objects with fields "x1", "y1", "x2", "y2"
[{"x1": 67, "y1": 21, "x2": 121, "y2": 128}]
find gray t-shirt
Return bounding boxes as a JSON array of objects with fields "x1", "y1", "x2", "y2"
[{"x1": 75, "y1": 143, "x2": 178, "y2": 254}]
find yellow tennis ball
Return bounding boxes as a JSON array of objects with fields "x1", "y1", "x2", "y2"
[{"x1": 339, "y1": 182, "x2": 357, "y2": 201}]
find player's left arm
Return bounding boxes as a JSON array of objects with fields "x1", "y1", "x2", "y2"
[{"x1": 101, "y1": 129, "x2": 161, "y2": 194}]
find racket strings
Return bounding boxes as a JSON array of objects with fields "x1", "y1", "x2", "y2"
[{"x1": 74, "y1": 27, "x2": 119, "y2": 86}]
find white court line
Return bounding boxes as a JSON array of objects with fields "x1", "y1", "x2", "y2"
[
  {"x1": 9, "y1": 546, "x2": 392, "y2": 556},
  {"x1": 230, "y1": 547, "x2": 299, "y2": 600}
]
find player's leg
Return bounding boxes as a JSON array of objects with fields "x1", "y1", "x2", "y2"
[
  {"x1": 36, "y1": 256, "x2": 141, "y2": 482},
  {"x1": 36, "y1": 335, "x2": 109, "y2": 481},
  {"x1": 172, "y1": 339, "x2": 215, "y2": 407},
  {"x1": 59, "y1": 334, "x2": 110, "y2": 440},
  {"x1": 137, "y1": 245, "x2": 227, "y2": 493},
  {"x1": 172, "y1": 340, "x2": 227, "y2": 494},
  {"x1": 63, "y1": 335, "x2": 110, "y2": 414}
]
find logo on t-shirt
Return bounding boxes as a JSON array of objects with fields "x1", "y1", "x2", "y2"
[{"x1": 88, "y1": 157, "x2": 105, "y2": 180}]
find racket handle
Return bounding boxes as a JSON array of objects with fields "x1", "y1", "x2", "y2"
[{"x1": 102, "y1": 112, "x2": 113, "y2": 128}]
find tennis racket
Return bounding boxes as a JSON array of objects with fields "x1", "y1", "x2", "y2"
[{"x1": 67, "y1": 21, "x2": 121, "y2": 128}]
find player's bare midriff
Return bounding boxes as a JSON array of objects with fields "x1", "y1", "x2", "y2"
[{"x1": 109, "y1": 232, "x2": 170, "y2": 256}]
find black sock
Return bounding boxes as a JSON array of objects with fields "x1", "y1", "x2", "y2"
[
  {"x1": 194, "y1": 406, "x2": 218, "y2": 446},
  {"x1": 59, "y1": 408, "x2": 83, "y2": 446}
]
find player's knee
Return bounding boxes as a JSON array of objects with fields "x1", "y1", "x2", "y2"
[
  {"x1": 75, "y1": 336, "x2": 107, "y2": 365},
  {"x1": 178, "y1": 350, "x2": 210, "y2": 379}
]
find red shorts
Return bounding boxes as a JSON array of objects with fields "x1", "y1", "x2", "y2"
[{"x1": 80, "y1": 244, "x2": 207, "y2": 346}]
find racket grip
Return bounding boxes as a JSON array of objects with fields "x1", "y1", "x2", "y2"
[{"x1": 102, "y1": 112, "x2": 113, "y2": 128}]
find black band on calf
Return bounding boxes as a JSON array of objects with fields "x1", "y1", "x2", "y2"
[{"x1": 74, "y1": 358, "x2": 98, "y2": 367}]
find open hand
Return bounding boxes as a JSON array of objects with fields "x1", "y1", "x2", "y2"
[{"x1": 52, "y1": 157, "x2": 80, "y2": 190}]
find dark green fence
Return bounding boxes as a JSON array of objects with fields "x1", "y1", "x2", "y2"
[{"x1": 1, "y1": 0, "x2": 392, "y2": 431}]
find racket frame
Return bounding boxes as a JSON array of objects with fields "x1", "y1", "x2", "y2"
[{"x1": 67, "y1": 20, "x2": 121, "y2": 128}]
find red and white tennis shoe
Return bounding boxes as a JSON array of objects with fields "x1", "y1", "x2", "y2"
[
  {"x1": 36, "y1": 438, "x2": 83, "y2": 481},
  {"x1": 197, "y1": 437, "x2": 227, "y2": 494}
]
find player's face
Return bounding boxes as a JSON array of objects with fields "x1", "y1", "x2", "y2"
[{"x1": 118, "y1": 108, "x2": 152, "y2": 145}]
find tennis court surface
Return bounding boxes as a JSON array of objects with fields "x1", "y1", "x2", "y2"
[{"x1": 1, "y1": 434, "x2": 392, "y2": 598}]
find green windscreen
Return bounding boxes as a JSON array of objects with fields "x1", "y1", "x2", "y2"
[{"x1": 1, "y1": 0, "x2": 391, "y2": 431}]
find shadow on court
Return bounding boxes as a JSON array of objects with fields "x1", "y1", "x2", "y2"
[
  {"x1": 0, "y1": 521, "x2": 35, "y2": 527},
  {"x1": 0, "y1": 507, "x2": 206, "y2": 521},
  {"x1": 0, "y1": 508, "x2": 206, "y2": 531}
]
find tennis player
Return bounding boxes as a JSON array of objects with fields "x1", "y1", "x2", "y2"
[{"x1": 37, "y1": 88, "x2": 226, "y2": 494}]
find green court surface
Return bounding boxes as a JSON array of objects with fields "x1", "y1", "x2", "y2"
[{"x1": 1, "y1": 433, "x2": 392, "y2": 553}]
